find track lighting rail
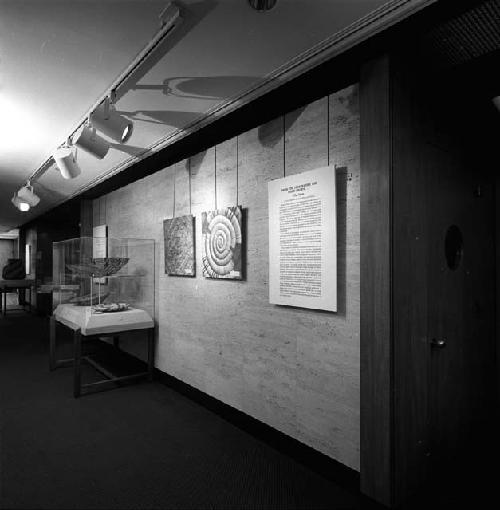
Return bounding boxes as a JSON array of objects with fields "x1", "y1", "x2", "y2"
[{"x1": 17, "y1": 1, "x2": 182, "y2": 206}]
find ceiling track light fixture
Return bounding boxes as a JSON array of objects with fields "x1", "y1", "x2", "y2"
[
  {"x1": 53, "y1": 142, "x2": 82, "y2": 180},
  {"x1": 11, "y1": 193, "x2": 30, "y2": 212},
  {"x1": 14, "y1": 1, "x2": 182, "y2": 213},
  {"x1": 73, "y1": 122, "x2": 110, "y2": 159},
  {"x1": 11, "y1": 181, "x2": 40, "y2": 212},
  {"x1": 492, "y1": 95, "x2": 500, "y2": 112},
  {"x1": 90, "y1": 96, "x2": 133, "y2": 143}
]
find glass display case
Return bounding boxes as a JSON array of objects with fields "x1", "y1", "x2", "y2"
[{"x1": 52, "y1": 237, "x2": 155, "y2": 335}]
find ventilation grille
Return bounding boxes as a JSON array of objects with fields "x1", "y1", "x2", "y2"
[{"x1": 422, "y1": 0, "x2": 500, "y2": 67}]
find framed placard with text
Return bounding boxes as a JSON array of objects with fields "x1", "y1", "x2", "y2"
[{"x1": 268, "y1": 166, "x2": 337, "y2": 312}]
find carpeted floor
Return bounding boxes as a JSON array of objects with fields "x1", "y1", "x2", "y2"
[{"x1": 0, "y1": 313, "x2": 377, "y2": 510}]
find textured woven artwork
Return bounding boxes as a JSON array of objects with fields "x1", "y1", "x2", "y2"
[
  {"x1": 202, "y1": 206, "x2": 243, "y2": 279},
  {"x1": 66, "y1": 257, "x2": 129, "y2": 278},
  {"x1": 163, "y1": 214, "x2": 195, "y2": 276}
]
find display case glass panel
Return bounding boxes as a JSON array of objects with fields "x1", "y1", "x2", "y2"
[{"x1": 52, "y1": 237, "x2": 155, "y2": 327}]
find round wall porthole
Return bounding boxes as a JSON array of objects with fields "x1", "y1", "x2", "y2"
[
  {"x1": 248, "y1": 0, "x2": 278, "y2": 12},
  {"x1": 444, "y1": 225, "x2": 463, "y2": 270}
]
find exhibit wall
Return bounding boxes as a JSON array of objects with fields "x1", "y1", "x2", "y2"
[{"x1": 92, "y1": 84, "x2": 361, "y2": 470}]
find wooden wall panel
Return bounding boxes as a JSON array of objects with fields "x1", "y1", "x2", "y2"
[
  {"x1": 359, "y1": 55, "x2": 392, "y2": 506},
  {"x1": 497, "y1": 177, "x2": 500, "y2": 412},
  {"x1": 391, "y1": 58, "x2": 431, "y2": 504},
  {"x1": 94, "y1": 86, "x2": 361, "y2": 471}
]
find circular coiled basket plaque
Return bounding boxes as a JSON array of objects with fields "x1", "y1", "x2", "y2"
[{"x1": 202, "y1": 206, "x2": 243, "y2": 279}]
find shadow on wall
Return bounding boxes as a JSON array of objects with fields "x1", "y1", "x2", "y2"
[
  {"x1": 110, "y1": 143, "x2": 148, "y2": 157},
  {"x1": 32, "y1": 180, "x2": 69, "y2": 203},
  {"x1": 118, "y1": 75, "x2": 262, "y2": 132},
  {"x1": 336, "y1": 87, "x2": 360, "y2": 118},
  {"x1": 117, "y1": 0, "x2": 218, "y2": 99},
  {"x1": 257, "y1": 106, "x2": 306, "y2": 148},
  {"x1": 133, "y1": 76, "x2": 262, "y2": 101},
  {"x1": 189, "y1": 150, "x2": 208, "y2": 176},
  {"x1": 116, "y1": 110, "x2": 201, "y2": 129}
]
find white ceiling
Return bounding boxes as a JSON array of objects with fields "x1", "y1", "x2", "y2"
[{"x1": 0, "y1": 0, "x2": 399, "y2": 232}]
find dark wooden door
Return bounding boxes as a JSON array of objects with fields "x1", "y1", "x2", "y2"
[
  {"x1": 390, "y1": 52, "x2": 497, "y2": 506},
  {"x1": 425, "y1": 141, "x2": 495, "y2": 480}
]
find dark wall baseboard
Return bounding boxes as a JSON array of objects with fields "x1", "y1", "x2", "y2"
[{"x1": 153, "y1": 368, "x2": 361, "y2": 494}]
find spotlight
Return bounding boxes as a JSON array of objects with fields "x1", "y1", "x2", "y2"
[
  {"x1": 493, "y1": 96, "x2": 500, "y2": 112},
  {"x1": 53, "y1": 146, "x2": 81, "y2": 179},
  {"x1": 11, "y1": 183, "x2": 40, "y2": 212},
  {"x1": 73, "y1": 124, "x2": 110, "y2": 159},
  {"x1": 17, "y1": 183, "x2": 40, "y2": 207},
  {"x1": 11, "y1": 193, "x2": 30, "y2": 212},
  {"x1": 90, "y1": 99, "x2": 133, "y2": 143}
]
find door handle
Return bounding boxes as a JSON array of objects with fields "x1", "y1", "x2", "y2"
[{"x1": 430, "y1": 338, "x2": 447, "y2": 349}]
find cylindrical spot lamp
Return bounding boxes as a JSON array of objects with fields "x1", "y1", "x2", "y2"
[
  {"x1": 17, "y1": 184, "x2": 40, "y2": 207},
  {"x1": 11, "y1": 193, "x2": 30, "y2": 212},
  {"x1": 11, "y1": 183, "x2": 40, "y2": 211},
  {"x1": 53, "y1": 146, "x2": 81, "y2": 179},
  {"x1": 493, "y1": 96, "x2": 500, "y2": 112},
  {"x1": 73, "y1": 125, "x2": 110, "y2": 159},
  {"x1": 90, "y1": 103, "x2": 133, "y2": 143}
]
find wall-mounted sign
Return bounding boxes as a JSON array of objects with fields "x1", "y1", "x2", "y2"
[{"x1": 268, "y1": 166, "x2": 337, "y2": 312}]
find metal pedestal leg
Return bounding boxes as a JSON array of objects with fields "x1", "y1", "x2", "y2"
[
  {"x1": 147, "y1": 328, "x2": 155, "y2": 381},
  {"x1": 73, "y1": 329, "x2": 82, "y2": 398},
  {"x1": 49, "y1": 316, "x2": 56, "y2": 371}
]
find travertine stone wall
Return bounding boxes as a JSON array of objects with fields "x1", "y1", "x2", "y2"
[{"x1": 93, "y1": 84, "x2": 360, "y2": 470}]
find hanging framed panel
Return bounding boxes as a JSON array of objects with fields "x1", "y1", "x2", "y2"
[
  {"x1": 163, "y1": 214, "x2": 196, "y2": 276},
  {"x1": 201, "y1": 206, "x2": 243, "y2": 280}
]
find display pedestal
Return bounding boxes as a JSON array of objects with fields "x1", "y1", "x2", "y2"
[
  {"x1": 0, "y1": 279, "x2": 35, "y2": 315},
  {"x1": 54, "y1": 304, "x2": 154, "y2": 335},
  {"x1": 50, "y1": 304, "x2": 155, "y2": 398}
]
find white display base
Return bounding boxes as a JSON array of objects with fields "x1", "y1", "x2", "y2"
[{"x1": 54, "y1": 304, "x2": 154, "y2": 336}]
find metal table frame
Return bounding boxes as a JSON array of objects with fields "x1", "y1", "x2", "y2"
[
  {"x1": 0, "y1": 280, "x2": 34, "y2": 316},
  {"x1": 49, "y1": 316, "x2": 154, "y2": 398}
]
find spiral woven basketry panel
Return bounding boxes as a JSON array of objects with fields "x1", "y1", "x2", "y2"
[{"x1": 201, "y1": 206, "x2": 243, "y2": 280}]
